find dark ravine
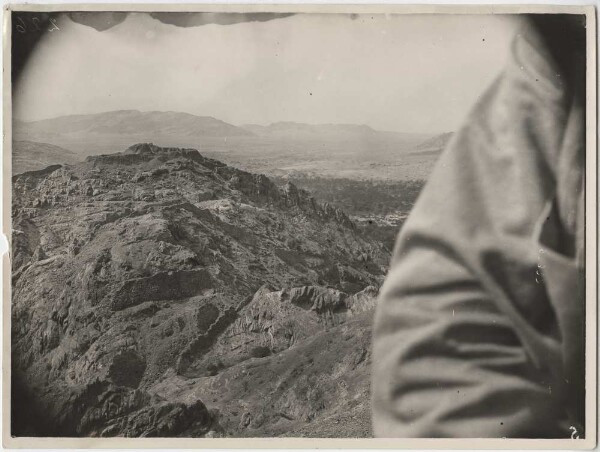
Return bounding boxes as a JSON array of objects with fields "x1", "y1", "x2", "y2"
[{"x1": 11, "y1": 143, "x2": 390, "y2": 437}]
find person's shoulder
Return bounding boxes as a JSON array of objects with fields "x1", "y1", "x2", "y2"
[{"x1": 509, "y1": 16, "x2": 585, "y2": 102}]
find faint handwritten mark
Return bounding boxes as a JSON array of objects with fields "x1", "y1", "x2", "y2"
[
  {"x1": 15, "y1": 16, "x2": 60, "y2": 33},
  {"x1": 570, "y1": 426, "x2": 580, "y2": 439}
]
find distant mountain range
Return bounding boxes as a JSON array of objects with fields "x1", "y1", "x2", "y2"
[
  {"x1": 15, "y1": 110, "x2": 253, "y2": 141},
  {"x1": 240, "y1": 121, "x2": 427, "y2": 143},
  {"x1": 14, "y1": 110, "x2": 450, "y2": 180},
  {"x1": 16, "y1": 111, "x2": 428, "y2": 145}
]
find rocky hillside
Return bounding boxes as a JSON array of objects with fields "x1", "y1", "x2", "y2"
[{"x1": 11, "y1": 143, "x2": 389, "y2": 437}]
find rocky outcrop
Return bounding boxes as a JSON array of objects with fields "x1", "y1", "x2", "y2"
[
  {"x1": 176, "y1": 306, "x2": 238, "y2": 376},
  {"x1": 286, "y1": 286, "x2": 348, "y2": 313},
  {"x1": 81, "y1": 393, "x2": 212, "y2": 437},
  {"x1": 180, "y1": 283, "x2": 380, "y2": 380},
  {"x1": 110, "y1": 269, "x2": 213, "y2": 311},
  {"x1": 344, "y1": 285, "x2": 379, "y2": 315}
]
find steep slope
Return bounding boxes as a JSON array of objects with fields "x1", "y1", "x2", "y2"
[
  {"x1": 11, "y1": 143, "x2": 389, "y2": 437},
  {"x1": 12, "y1": 140, "x2": 81, "y2": 174}
]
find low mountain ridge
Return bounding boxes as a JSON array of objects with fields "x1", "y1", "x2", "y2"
[
  {"x1": 14, "y1": 111, "x2": 253, "y2": 154},
  {"x1": 11, "y1": 143, "x2": 389, "y2": 437},
  {"x1": 241, "y1": 121, "x2": 428, "y2": 143},
  {"x1": 242, "y1": 121, "x2": 378, "y2": 137},
  {"x1": 12, "y1": 140, "x2": 81, "y2": 174},
  {"x1": 412, "y1": 131, "x2": 453, "y2": 154}
]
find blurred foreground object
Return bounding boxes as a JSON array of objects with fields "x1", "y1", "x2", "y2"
[{"x1": 372, "y1": 15, "x2": 586, "y2": 438}]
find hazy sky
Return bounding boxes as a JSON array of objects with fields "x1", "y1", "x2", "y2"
[{"x1": 15, "y1": 13, "x2": 521, "y2": 134}]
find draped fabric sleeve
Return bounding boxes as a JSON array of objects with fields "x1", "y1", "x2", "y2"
[{"x1": 371, "y1": 25, "x2": 577, "y2": 438}]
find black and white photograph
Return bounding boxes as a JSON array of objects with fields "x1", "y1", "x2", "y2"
[{"x1": 3, "y1": 4, "x2": 597, "y2": 446}]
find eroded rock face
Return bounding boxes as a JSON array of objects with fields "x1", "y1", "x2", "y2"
[
  {"x1": 110, "y1": 269, "x2": 213, "y2": 311},
  {"x1": 286, "y1": 286, "x2": 348, "y2": 312},
  {"x1": 11, "y1": 144, "x2": 389, "y2": 437},
  {"x1": 181, "y1": 283, "x2": 381, "y2": 380}
]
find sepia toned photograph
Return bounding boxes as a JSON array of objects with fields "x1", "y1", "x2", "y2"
[{"x1": 2, "y1": 4, "x2": 597, "y2": 447}]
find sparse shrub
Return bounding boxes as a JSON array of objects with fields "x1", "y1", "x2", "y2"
[
  {"x1": 250, "y1": 345, "x2": 271, "y2": 358},
  {"x1": 206, "y1": 363, "x2": 219, "y2": 376}
]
